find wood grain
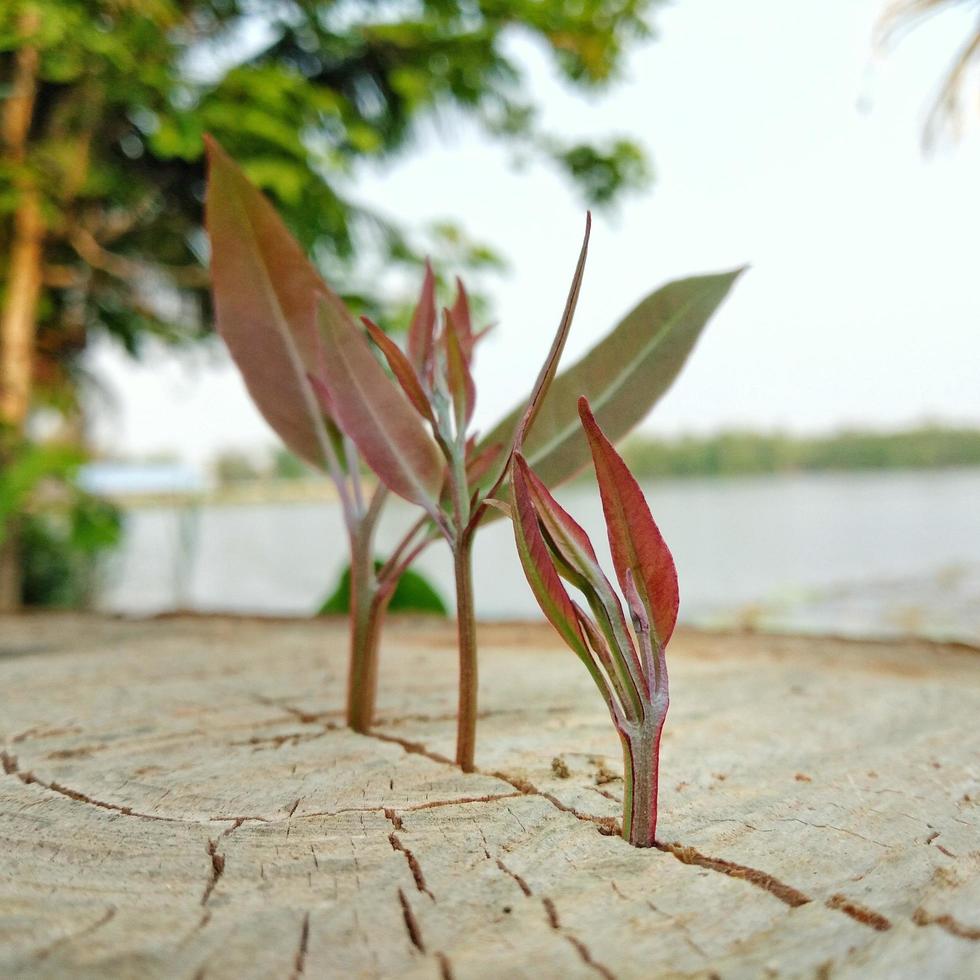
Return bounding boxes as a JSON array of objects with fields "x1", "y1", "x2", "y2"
[{"x1": 1, "y1": 615, "x2": 978, "y2": 978}]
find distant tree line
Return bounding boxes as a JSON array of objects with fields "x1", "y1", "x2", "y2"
[{"x1": 620, "y1": 426, "x2": 980, "y2": 478}]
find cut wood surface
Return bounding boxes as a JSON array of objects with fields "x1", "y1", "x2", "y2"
[{"x1": 1, "y1": 614, "x2": 978, "y2": 979}]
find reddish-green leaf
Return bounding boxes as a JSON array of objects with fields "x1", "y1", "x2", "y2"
[
  {"x1": 204, "y1": 135, "x2": 331, "y2": 467},
  {"x1": 444, "y1": 308, "x2": 476, "y2": 433},
  {"x1": 450, "y1": 277, "x2": 476, "y2": 363},
  {"x1": 511, "y1": 212, "x2": 591, "y2": 455},
  {"x1": 478, "y1": 268, "x2": 746, "y2": 497},
  {"x1": 511, "y1": 457, "x2": 601, "y2": 680},
  {"x1": 362, "y1": 316, "x2": 435, "y2": 425},
  {"x1": 407, "y1": 261, "x2": 436, "y2": 374},
  {"x1": 579, "y1": 397, "x2": 679, "y2": 646},
  {"x1": 317, "y1": 296, "x2": 444, "y2": 512},
  {"x1": 515, "y1": 454, "x2": 644, "y2": 717}
]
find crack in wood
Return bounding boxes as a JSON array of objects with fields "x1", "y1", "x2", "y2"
[
  {"x1": 405, "y1": 791, "x2": 525, "y2": 812},
  {"x1": 389, "y1": 832, "x2": 435, "y2": 900},
  {"x1": 825, "y1": 893, "x2": 892, "y2": 931},
  {"x1": 489, "y1": 770, "x2": 620, "y2": 835},
  {"x1": 35, "y1": 907, "x2": 115, "y2": 961},
  {"x1": 656, "y1": 842, "x2": 812, "y2": 908},
  {"x1": 367, "y1": 731, "x2": 454, "y2": 766},
  {"x1": 398, "y1": 888, "x2": 426, "y2": 953},
  {"x1": 219, "y1": 817, "x2": 246, "y2": 838},
  {"x1": 437, "y1": 951, "x2": 455, "y2": 979},
  {"x1": 497, "y1": 858, "x2": 532, "y2": 897},
  {"x1": 913, "y1": 907, "x2": 980, "y2": 941},
  {"x1": 542, "y1": 897, "x2": 616, "y2": 978},
  {"x1": 1, "y1": 749, "x2": 180, "y2": 822},
  {"x1": 289, "y1": 912, "x2": 310, "y2": 978},
  {"x1": 201, "y1": 839, "x2": 226, "y2": 906}
]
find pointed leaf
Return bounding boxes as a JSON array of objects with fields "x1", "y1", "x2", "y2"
[
  {"x1": 450, "y1": 277, "x2": 476, "y2": 362},
  {"x1": 579, "y1": 397, "x2": 679, "y2": 646},
  {"x1": 478, "y1": 268, "x2": 746, "y2": 496},
  {"x1": 407, "y1": 260, "x2": 436, "y2": 373},
  {"x1": 444, "y1": 308, "x2": 476, "y2": 432},
  {"x1": 512, "y1": 212, "x2": 591, "y2": 455},
  {"x1": 511, "y1": 458, "x2": 598, "y2": 673},
  {"x1": 362, "y1": 316, "x2": 435, "y2": 425},
  {"x1": 316, "y1": 296, "x2": 444, "y2": 511},
  {"x1": 515, "y1": 454, "x2": 644, "y2": 716},
  {"x1": 205, "y1": 135, "x2": 332, "y2": 467}
]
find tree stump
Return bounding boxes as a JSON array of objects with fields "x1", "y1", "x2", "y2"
[{"x1": 1, "y1": 614, "x2": 978, "y2": 978}]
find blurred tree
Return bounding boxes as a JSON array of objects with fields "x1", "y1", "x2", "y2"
[
  {"x1": 271, "y1": 448, "x2": 309, "y2": 481},
  {"x1": 0, "y1": 0, "x2": 660, "y2": 608},
  {"x1": 879, "y1": 0, "x2": 980, "y2": 146},
  {"x1": 213, "y1": 449, "x2": 261, "y2": 485}
]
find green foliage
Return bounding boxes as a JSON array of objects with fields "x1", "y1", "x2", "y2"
[
  {"x1": 1, "y1": 0, "x2": 661, "y2": 408},
  {"x1": 21, "y1": 496, "x2": 121, "y2": 608},
  {"x1": 0, "y1": 434, "x2": 120, "y2": 607},
  {"x1": 0, "y1": 438, "x2": 85, "y2": 541},
  {"x1": 319, "y1": 561, "x2": 447, "y2": 617},
  {"x1": 271, "y1": 449, "x2": 308, "y2": 481},
  {"x1": 620, "y1": 426, "x2": 980, "y2": 478},
  {"x1": 213, "y1": 450, "x2": 262, "y2": 486}
]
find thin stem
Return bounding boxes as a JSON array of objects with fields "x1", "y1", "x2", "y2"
[
  {"x1": 380, "y1": 533, "x2": 437, "y2": 597},
  {"x1": 344, "y1": 436, "x2": 365, "y2": 519},
  {"x1": 377, "y1": 513, "x2": 429, "y2": 582},
  {"x1": 344, "y1": 485, "x2": 387, "y2": 732},
  {"x1": 453, "y1": 535, "x2": 478, "y2": 772}
]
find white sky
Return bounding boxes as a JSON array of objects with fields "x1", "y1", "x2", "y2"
[{"x1": 88, "y1": 0, "x2": 980, "y2": 467}]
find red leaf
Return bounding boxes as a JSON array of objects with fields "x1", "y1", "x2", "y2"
[
  {"x1": 515, "y1": 453, "x2": 645, "y2": 713},
  {"x1": 444, "y1": 307, "x2": 476, "y2": 432},
  {"x1": 407, "y1": 261, "x2": 436, "y2": 374},
  {"x1": 578, "y1": 397, "x2": 679, "y2": 645},
  {"x1": 362, "y1": 316, "x2": 435, "y2": 425},
  {"x1": 516, "y1": 457, "x2": 599, "y2": 572},
  {"x1": 511, "y1": 458, "x2": 593, "y2": 663},
  {"x1": 204, "y1": 135, "x2": 331, "y2": 467},
  {"x1": 317, "y1": 296, "x2": 445, "y2": 511},
  {"x1": 450, "y1": 277, "x2": 476, "y2": 363}
]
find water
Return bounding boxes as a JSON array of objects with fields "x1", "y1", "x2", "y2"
[{"x1": 98, "y1": 468, "x2": 980, "y2": 643}]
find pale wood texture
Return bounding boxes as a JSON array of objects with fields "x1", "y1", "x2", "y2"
[{"x1": 1, "y1": 614, "x2": 978, "y2": 979}]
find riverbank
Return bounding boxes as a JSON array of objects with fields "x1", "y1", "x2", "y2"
[{"x1": 1, "y1": 615, "x2": 978, "y2": 977}]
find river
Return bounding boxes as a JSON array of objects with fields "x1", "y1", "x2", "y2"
[{"x1": 98, "y1": 467, "x2": 980, "y2": 644}]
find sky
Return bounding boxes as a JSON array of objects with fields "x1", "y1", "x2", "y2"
[{"x1": 88, "y1": 0, "x2": 980, "y2": 467}]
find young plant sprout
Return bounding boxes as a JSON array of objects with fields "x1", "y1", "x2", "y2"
[
  {"x1": 509, "y1": 398, "x2": 677, "y2": 847},
  {"x1": 310, "y1": 216, "x2": 591, "y2": 772},
  {"x1": 205, "y1": 134, "x2": 742, "y2": 771}
]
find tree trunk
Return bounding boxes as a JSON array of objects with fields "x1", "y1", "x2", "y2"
[
  {"x1": 2, "y1": 617, "x2": 978, "y2": 978},
  {"x1": 0, "y1": 8, "x2": 44, "y2": 613}
]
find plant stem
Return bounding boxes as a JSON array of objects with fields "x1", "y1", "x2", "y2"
[
  {"x1": 453, "y1": 535, "x2": 478, "y2": 771},
  {"x1": 620, "y1": 709, "x2": 667, "y2": 847},
  {"x1": 344, "y1": 484, "x2": 394, "y2": 731},
  {"x1": 346, "y1": 530, "x2": 382, "y2": 731}
]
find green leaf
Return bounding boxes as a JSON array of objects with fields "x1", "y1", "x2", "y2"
[
  {"x1": 318, "y1": 561, "x2": 447, "y2": 616},
  {"x1": 479, "y1": 269, "x2": 746, "y2": 499}
]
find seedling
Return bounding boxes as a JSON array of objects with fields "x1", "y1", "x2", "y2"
[
  {"x1": 310, "y1": 217, "x2": 591, "y2": 772},
  {"x1": 509, "y1": 398, "x2": 677, "y2": 847},
  {"x1": 205, "y1": 135, "x2": 742, "y2": 771}
]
